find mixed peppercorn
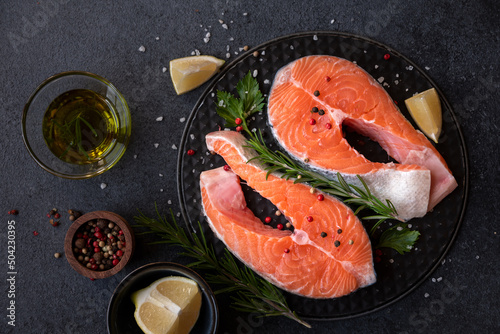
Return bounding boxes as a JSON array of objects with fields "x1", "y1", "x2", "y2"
[{"x1": 72, "y1": 218, "x2": 126, "y2": 271}]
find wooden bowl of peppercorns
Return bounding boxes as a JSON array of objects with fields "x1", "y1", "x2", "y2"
[{"x1": 64, "y1": 210, "x2": 135, "y2": 279}]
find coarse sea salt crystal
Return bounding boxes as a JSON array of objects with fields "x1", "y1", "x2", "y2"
[
  {"x1": 171, "y1": 144, "x2": 177, "y2": 150},
  {"x1": 159, "y1": 173, "x2": 163, "y2": 177},
  {"x1": 162, "y1": 67, "x2": 167, "y2": 73},
  {"x1": 313, "y1": 35, "x2": 318, "y2": 40},
  {"x1": 375, "y1": 65, "x2": 379, "y2": 69},
  {"x1": 437, "y1": 277, "x2": 442, "y2": 282},
  {"x1": 425, "y1": 66, "x2": 431, "y2": 70},
  {"x1": 138, "y1": 45, "x2": 146, "y2": 52},
  {"x1": 330, "y1": 19, "x2": 335, "y2": 24},
  {"x1": 179, "y1": 117, "x2": 186, "y2": 123},
  {"x1": 100, "y1": 183, "x2": 107, "y2": 189},
  {"x1": 160, "y1": 189, "x2": 164, "y2": 192},
  {"x1": 264, "y1": 79, "x2": 270, "y2": 84},
  {"x1": 154, "y1": 143, "x2": 159, "y2": 148},
  {"x1": 156, "y1": 116, "x2": 163, "y2": 121},
  {"x1": 226, "y1": 53, "x2": 231, "y2": 59},
  {"x1": 253, "y1": 70, "x2": 258, "y2": 77},
  {"x1": 222, "y1": 23, "x2": 228, "y2": 29},
  {"x1": 167, "y1": 200, "x2": 172, "y2": 205},
  {"x1": 424, "y1": 293, "x2": 430, "y2": 298},
  {"x1": 133, "y1": 154, "x2": 138, "y2": 159},
  {"x1": 190, "y1": 134, "x2": 195, "y2": 140},
  {"x1": 377, "y1": 76, "x2": 384, "y2": 83},
  {"x1": 290, "y1": 45, "x2": 294, "y2": 50}
]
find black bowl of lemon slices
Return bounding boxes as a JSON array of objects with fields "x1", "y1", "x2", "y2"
[{"x1": 107, "y1": 262, "x2": 218, "y2": 334}]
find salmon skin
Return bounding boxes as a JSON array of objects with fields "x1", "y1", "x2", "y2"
[
  {"x1": 201, "y1": 131, "x2": 376, "y2": 299},
  {"x1": 268, "y1": 55, "x2": 457, "y2": 221}
]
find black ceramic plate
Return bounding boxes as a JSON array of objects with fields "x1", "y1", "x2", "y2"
[
  {"x1": 177, "y1": 31, "x2": 468, "y2": 320},
  {"x1": 107, "y1": 262, "x2": 218, "y2": 333}
]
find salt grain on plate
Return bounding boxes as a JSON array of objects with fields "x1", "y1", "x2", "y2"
[
  {"x1": 226, "y1": 53, "x2": 231, "y2": 59},
  {"x1": 159, "y1": 173, "x2": 163, "y2": 177},
  {"x1": 290, "y1": 45, "x2": 294, "y2": 50},
  {"x1": 313, "y1": 35, "x2": 318, "y2": 40},
  {"x1": 133, "y1": 154, "x2": 137, "y2": 159},
  {"x1": 222, "y1": 23, "x2": 228, "y2": 29},
  {"x1": 264, "y1": 79, "x2": 270, "y2": 84},
  {"x1": 100, "y1": 183, "x2": 107, "y2": 189},
  {"x1": 167, "y1": 200, "x2": 172, "y2": 204},
  {"x1": 154, "y1": 143, "x2": 159, "y2": 148},
  {"x1": 374, "y1": 65, "x2": 379, "y2": 69},
  {"x1": 424, "y1": 293, "x2": 430, "y2": 298},
  {"x1": 377, "y1": 76, "x2": 384, "y2": 83},
  {"x1": 156, "y1": 116, "x2": 164, "y2": 121},
  {"x1": 176, "y1": 212, "x2": 181, "y2": 217},
  {"x1": 180, "y1": 117, "x2": 186, "y2": 123},
  {"x1": 171, "y1": 144, "x2": 177, "y2": 150},
  {"x1": 476, "y1": 255, "x2": 480, "y2": 259},
  {"x1": 425, "y1": 66, "x2": 431, "y2": 70},
  {"x1": 203, "y1": 32, "x2": 211, "y2": 43},
  {"x1": 437, "y1": 277, "x2": 443, "y2": 282},
  {"x1": 155, "y1": 36, "x2": 160, "y2": 41},
  {"x1": 253, "y1": 70, "x2": 258, "y2": 77},
  {"x1": 138, "y1": 45, "x2": 146, "y2": 52},
  {"x1": 432, "y1": 278, "x2": 436, "y2": 282},
  {"x1": 243, "y1": 12, "x2": 248, "y2": 16},
  {"x1": 160, "y1": 189, "x2": 164, "y2": 192},
  {"x1": 330, "y1": 19, "x2": 335, "y2": 24},
  {"x1": 190, "y1": 134, "x2": 195, "y2": 140},
  {"x1": 162, "y1": 67, "x2": 167, "y2": 73}
]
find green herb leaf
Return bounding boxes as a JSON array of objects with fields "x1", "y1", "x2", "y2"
[{"x1": 376, "y1": 224, "x2": 420, "y2": 254}]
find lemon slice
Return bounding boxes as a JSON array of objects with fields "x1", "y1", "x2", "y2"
[
  {"x1": 132, "y1": 276, "x2": 202, "y2": 334},
  {"x1": 404, "y1": 88, "x2": 442, "y2": 143},
  {"x1": 169, "y1": 55, "x2": 225, "y2": 95}
]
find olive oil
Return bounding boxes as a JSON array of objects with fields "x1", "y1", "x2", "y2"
[{"x1": 42, "y1": 89, "x2": 118, "y2": 164}]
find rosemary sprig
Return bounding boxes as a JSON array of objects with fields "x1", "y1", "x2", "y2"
[
  {"x1": 51, "y1": 113, "x2": 98, "y2": 160},
  {"x1": 134, "y1": 205, "x2": 311, "y2": 328},
  {"x1": 245, "y1": 131, "x2": 401, "y2": 230}
]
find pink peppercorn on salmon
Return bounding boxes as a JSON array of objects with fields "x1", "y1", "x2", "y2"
[
  {"x1": 268, "y1": 55, "x2": 457, "y2": 220},
  {"x1": 201, "y1": 131, "x2": 376, "y2": 298}
]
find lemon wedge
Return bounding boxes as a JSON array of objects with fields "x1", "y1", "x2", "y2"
[
  {"x1": 404, "y1": 88, "x2": 442, "y2": 143},
  {"x1": 132, "y1": 276, "x2": 202, "y2": 334},
  {"x1": 169, "y1": 55, "x2": 225, "y2": 95}
]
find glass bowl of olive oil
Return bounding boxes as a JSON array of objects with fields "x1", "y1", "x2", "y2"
[{"x1": 22, "y1": 71, "x2": 131, "y2": 179}]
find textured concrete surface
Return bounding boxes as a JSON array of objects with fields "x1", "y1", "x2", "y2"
[{"x1": 0, "y1": 1, "x2": 499, "y2": 333}]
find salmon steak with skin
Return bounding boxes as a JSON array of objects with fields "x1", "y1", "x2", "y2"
[
  {"x1": 268, "y1": 55, "x2": 457, "y2": 221},
  {"x1": 200, "y1": 131, "x2": 376, "y2": 298}
]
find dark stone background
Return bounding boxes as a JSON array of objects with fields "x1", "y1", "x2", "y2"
[{"x1": 1, "y1": 1, "x2": 498, "y2": 333}]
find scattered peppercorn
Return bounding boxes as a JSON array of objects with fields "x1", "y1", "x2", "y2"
[
  {"x1": 337, "y1": 229, "x2": 342, "y2": 234},
  {"x1": 8, "y1": 210, "x2": 19, "y2": 215},
  {"x1": 348, "y1": 239, "x2": 354, "y2": 245},
  {"x1": 317, "y1": 194, "x2": 324, "y2": 201},
  {"x1": 321, "y1": 232, "x2": 327, "y2": 238},
  {"x1": 325, "y1": 76, "x2": 331, "y2": 82},
  {"x1": 264, "y1": 217, "x2": 272, "y2": 223},
  {"x1": 187, "y1": 149, "x2": 195, "y2": 156},
  {"x1": 334, "y1": 240, "x2": 340, "y2": 247},
  {"x1": 306, "y1": 216, "x2": 313, "y2": 222},
  {"x1": 54, "y1": 252, "x2": 61, "y2": 259},
  {"x1": 277, "y1": 223, "x2": 284, "y2": 230},
  {"x1": 304, "y1": 158, "x2": 310, "y2": 163},
  {"x1": 235, "y1": 117, "x2": 242, "y2": 125},
  {"x1": 275, "y1": 210, "x2": 282, "y2": 216},
  {"x1": 253, "y1": 51, "x2": 259, "y2": 57},
  {"x1": 325, "y1": 123, "x2": 332, "y2": 129},
  {"x1": 236, "y1": 126, "x2": 243, "y2": 132},
  {"x1": 284, "y1": 248, "x2": 290, "y2": 253},
  {"x1": 33, "y1": 231, "x2": 39, "y2": 236},
  {"x1": 311, "y1": 107, "x2": 319, "y2": 113},
  {"x1": 285, "y1": 222, "x2": 292, "y2": 228},
  {"x1": 243, "y1": 45, "x2": 249, "y2": 51},
  {"x1": 384, "y1": 53, "x2": 391, "y2": 60},
  {"x1": 309, "y1": 118, "x2": 316, "y2": 125},
  {"x1": 375, "y1": 249, "x2": 383, "y2": 256},
  {"x1": 223, "y1": 164, "x2": 231, "y2": 171},
  {"x1": 313, "y1": 90, "x2": 320, "y2": 96},
  {"x1": 318, "y1": 109, "x2": 325, "y2": 116}
]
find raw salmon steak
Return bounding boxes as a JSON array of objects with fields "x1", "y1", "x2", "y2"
[
  {"x1": 201, "y1": 131, "x2": 376, "y2": 298},
  {"x1": 268, "y1": 55, "x2": 457, "y2": 220}
]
